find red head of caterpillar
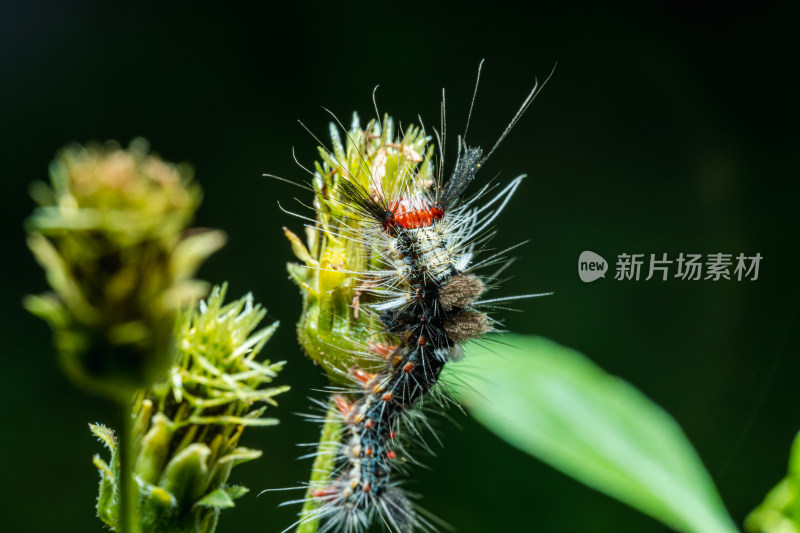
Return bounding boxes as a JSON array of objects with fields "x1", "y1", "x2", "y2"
[{"x1": 386, "y1": 196, "x2": 445, "y2": 230}]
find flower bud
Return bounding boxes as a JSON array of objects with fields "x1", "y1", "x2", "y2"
[
  {"x1": 91, "y1": 285, "x2": 288, "y2": 532},
  {"x1": 286, "y1": 114, "x2": 434, "y2": 380},
  {"x1": 25, "y1": 139, "x2": 226, "y2": 399}
]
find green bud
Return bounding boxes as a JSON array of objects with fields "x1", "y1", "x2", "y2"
[
  {"x1": 25, "y1": 139, "x2": 226, "y2": 400},
  {"x1": 92, "y1": 285, "x2": 288, "y2": 532},
  {"x1": 286, "y1": 114, "x2": 434, "y2": 380},
  {"x1": 160, "y1": 444, "x2": 211, "y2": 507},
  {"x1": 135, "y1": 413, "x2": 173, "y2": 485}
]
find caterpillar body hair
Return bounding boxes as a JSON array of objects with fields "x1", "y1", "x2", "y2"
[{"x1": 280, "y1": 63, "x2": 552, "y2": 532}]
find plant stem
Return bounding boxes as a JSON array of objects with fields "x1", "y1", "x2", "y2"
[
  {"x1": 296, "y1": 401, "x2": 342, "y2": 533},
  {"x1": 118, "y1": 397, "x2": 141, "y2": 533}
]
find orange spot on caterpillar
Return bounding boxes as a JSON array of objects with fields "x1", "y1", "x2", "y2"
[
  {"x1": 352, "y1": 368, "x2": 376, "y2": 385},
  {"x1": 418, "y1": 335, "x2": 427, "y2": 346},
  {"x1": 386, "y1": 450, "x2": 397, "y2": 459},
  {"x1": 403, "y1": 362, "x2": 414, "y2": 373},
  {"x1": 334, "y1": 395, "x2": 353, "y2": 416},
  {"x1": 390, "y1": 430, "x2": 397, "y2": 439},
  {"x1": 363, "y1": 483, "x2": 372, "y2": 492},
  {"x1": 371, "y1": 343, "x2": 399, "y2": 357},
  {"x1": 313, "y1": 487, "x2": 337, "y2": 500},
  {"x1": 364, "y1": 419, "x2": 374, "y2": 429},
  {"x1": 365, "y1": 447, "x2": 373, "y2": 457},
  {"x1": 382, "y1": 392, "x2": 394, "y2": 402}
]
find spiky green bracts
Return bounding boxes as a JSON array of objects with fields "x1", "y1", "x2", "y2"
[
  {"x1": 285, "y1": 114, "x2": 434, "y2": 380},
  {"x1": 92, "y1": 285, "x2": 288, "y2": 533}
]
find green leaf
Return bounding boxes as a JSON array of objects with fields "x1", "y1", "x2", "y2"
[
  {"x1": 447, "y1": 334, "x2": 738, "y2": 533},
  {"x1": 224, "y1": 485, "x2": 249, "y2": 501},
  {"x1": 195, "y1": 488, "x2": 235, "y2": 509},
  {"x1": 92, "y1": 454, "x2": 118, "y2": 528},
  {"x1": 89, "y1": 423, "x2": 117, "y2": 453},
  {"x1": 745, "y1": 431, "x2": 800, "y2": 533},
  {"x1": 170, "y1": 229, "x2": 227, "y2": 282},
  {"x1": 185, "y1": 415, "x2": 279, "y2": 427},
  {"x1": 159, "y1": 443, "x2": 210, "y2": 505},
  {"x1": 217, "y1": 447, "x2": 262, "y2": 466},
  {"x1": 139, "y1": 483, "x2": 178, "y2": 529},
  {"x1": 134, "y1": 413, "x2": 173, "y2": 484}
]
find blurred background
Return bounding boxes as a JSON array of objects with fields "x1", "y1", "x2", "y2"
[{"x1": 1, "y1": 2, "x2": 798, "y2": 531}]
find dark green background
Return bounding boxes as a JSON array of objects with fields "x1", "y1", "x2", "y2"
[{"x1": 1, "y1": 2, "x2": 798, "y2": 532}]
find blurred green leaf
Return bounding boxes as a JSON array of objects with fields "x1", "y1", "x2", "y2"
[
  {"x1": 447, "y1": 334, "x2": 738, "y2": 533},
  {"x1": 195, "y1": 489, "x2": 235, "y2": 510},
  {"x1": 224, "y1": 485, "x2": 249, "y2": 501},
  {"x1": 746, "y1": 431, "x2": 800, "y2": 533}
]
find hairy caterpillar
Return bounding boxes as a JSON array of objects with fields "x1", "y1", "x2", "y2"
[{"x1": 278, "y1": 63, "x2": 551, "y2": 532}]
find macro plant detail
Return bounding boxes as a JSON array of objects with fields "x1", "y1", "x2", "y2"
[
  {"x1": 25, "y1": 140, "x2": 287, "y2": 533},
  {"x1": 24, "y1": 138, "x2": 226, "y2": 400},
  {"x1": 284, "y1": 114, "x2": 435, "y2": 379},
  {"x1": 92, "y1": 284, "x2": 288, "y2": 533}
]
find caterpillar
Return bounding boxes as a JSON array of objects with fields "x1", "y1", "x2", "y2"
[{"x1": 279, "y1": 63, "x2": 551, "y2": 532}]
